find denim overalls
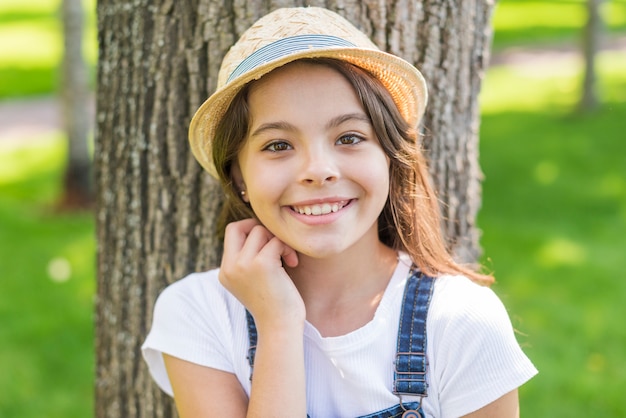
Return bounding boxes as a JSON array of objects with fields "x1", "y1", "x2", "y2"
[{"x1": 246, "y1": 269, "x2": 435, "y2": 418}]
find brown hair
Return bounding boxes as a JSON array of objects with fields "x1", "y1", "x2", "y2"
[{"x1": 212, "y1": 58, "x2": 493, "y2": 284}]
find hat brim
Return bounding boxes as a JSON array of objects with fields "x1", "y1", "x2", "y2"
[{"x1": 189, "y1": 47, "x2": 428, "y2": 178}]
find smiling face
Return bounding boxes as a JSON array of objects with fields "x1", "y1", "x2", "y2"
[{"x1": 232, "y1": 61, "x2": 391, "y2": 259}]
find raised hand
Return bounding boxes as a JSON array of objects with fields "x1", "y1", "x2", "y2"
[{"x1": 219, "y1": 218, "x2": 304, "y2": 331}]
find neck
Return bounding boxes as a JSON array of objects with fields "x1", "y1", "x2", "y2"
[{"x1": 286, "y1": 240, "x2": 398, "y2": 336}]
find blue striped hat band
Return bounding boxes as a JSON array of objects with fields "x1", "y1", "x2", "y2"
[{"x1": 227, "y1": 34, "x2": 356, "y2": 83}]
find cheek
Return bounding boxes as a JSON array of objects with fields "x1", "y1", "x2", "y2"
[
  {"x1": 244, "y1": 170, "x2": 284, "y2": 212},
  {"x1": 364, "y1": 153, "x2": 391, "y2": 192}
]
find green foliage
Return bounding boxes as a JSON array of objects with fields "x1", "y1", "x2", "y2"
[
  {"x1": 0, "y1": 0, "x2": 97, "y2": 99},
  {"x1": 492, "y1": 0, "x2": 626, "y2": 50}
]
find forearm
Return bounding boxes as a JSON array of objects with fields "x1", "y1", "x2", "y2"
[{"x1": 247, "y1": 323, "x2": 307, "y2": 417}]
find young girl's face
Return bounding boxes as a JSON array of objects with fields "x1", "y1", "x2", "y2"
[{"x1": 233, "y1": 62, "x2": 391, "y2": 259}]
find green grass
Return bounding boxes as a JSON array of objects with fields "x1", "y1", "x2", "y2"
[
  {"x1": 479, "y1": 50, "x2": 626, "y2": 416},
  {"x1": 0, "y1": 137, "x2": 95, "y2": 418}
]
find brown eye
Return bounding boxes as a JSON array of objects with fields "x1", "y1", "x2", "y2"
[
  {"x1": 264, "y1": 141, "x2": 292, "y2": 152},
  {"x1": 336, "y1": 134, "x2": 364, "y2": 145}
]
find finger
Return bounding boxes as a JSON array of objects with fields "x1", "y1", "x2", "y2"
[
  {"x1": 227, "y1": 218, "x2": 261, "y2": 240},
  {"x1": 281, "y1": 244, "x2": 299, "y2": 268},
  {"x1": 237, "y1": 224, "x2": 275, "y2": 262},
  {"x1": 261, "y1": 236, "x2": 298, "y2": 268},
  {"x1": 222, "y1": 219, "x2": 261, "y2": 263}
]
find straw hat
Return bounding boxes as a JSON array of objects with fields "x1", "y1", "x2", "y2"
[{"x1": 189, "y1": 7, "x2": 428, "y2": 178}]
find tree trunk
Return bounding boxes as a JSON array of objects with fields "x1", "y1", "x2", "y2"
[
  {"x1": 415, "y1": 0, "x2": 494, "y2": 264},
  {"x1": 94, "y1": 0, "x2": 495, "y2": 416},
  {"x1": 60, "y1": 0, "x2": 93, "y2": 209},
  {"x1": 580, "y1": 0, "x2": 604, "y2": 111}
]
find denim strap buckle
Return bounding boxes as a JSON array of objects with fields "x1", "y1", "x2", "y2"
[{"x1": 393, "y1": 270, "x2": 435, "y2": 396}]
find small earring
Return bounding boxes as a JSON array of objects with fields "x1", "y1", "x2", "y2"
[{"x1": 240, "y1": 190, "x2": 246, "y2": 197}]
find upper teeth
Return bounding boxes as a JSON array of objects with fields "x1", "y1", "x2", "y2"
[{"x1": 294, "y1": 202, "x2": 344, "y2": 215}]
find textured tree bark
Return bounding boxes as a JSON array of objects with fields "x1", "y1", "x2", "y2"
[
  {"x1": 412, "y1": 0, "x2": 495, "y2": 264},
  {"x1": 94, "y1": 0, "x2": 494, "y2": 416}
]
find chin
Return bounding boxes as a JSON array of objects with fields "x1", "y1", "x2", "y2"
[{"x1": 292, "y1": 240, "x2": 352, "y2": 259}]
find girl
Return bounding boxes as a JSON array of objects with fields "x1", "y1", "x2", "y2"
[{"x1": 142, "y1": 7, "x2": 537, "y2": 418}]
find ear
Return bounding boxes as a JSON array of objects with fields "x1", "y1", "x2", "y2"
[{"x1": 230, "y1": 161, "x2": 249, "y2": 203}]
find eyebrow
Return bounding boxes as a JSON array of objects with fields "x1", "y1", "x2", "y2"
[
  {"x1": 250, "y1": 121, "x2": 296, "y2": 138},
  {"x1": 249, "y1": 112, "x2": 371, "y2": 138},
  {"x1": 325, "y1": 112, "x2": 371, "y2": 130}
]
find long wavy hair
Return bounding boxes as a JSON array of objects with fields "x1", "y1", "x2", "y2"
[{"x1": 211, "y1": 58, "x2": 493, "y2": 284}]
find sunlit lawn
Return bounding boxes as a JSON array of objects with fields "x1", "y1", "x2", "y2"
[
  {"x1": 0, "y1": 137, "x2": 95, "y2": 417},
  {"x1": 479, "y1": 49, "x2": 626, "y2": 416},
  {"x1": 1, "y1": 0, "x2": 625, "y2": 417}
]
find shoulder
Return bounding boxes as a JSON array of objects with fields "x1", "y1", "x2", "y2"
[
  {"x1": 425, "y1": 275, "x2": 537, "y2": 417},
  {"x1": 148, "y1": 267, "x2": 237, "y2": 337},
  {"x1": 142, "y1": 268, "x2": 250, "y2": 395},
  {"x1": 428, "y1": 275, "x2": 509, "y2": 327},
  {"x1": 156, "y1": 268, "x2": 222, "y2": 301},
  {"x1": 427, "y1": 274, "x2": 522, "y2": 364},
  {"x1": 150, "y1": 268, "x2": 245, "y2": 341},
  {"x1": 155, "y1": 267, "x2": 248, "y2": 315}
]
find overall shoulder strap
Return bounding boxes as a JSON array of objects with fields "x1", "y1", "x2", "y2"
[
  {"x1": 393, "y1": 269, "x2": 435, "y2": 397},
  {"x1": 245, "y1": 310, "x2": 257, "y2": 380}
]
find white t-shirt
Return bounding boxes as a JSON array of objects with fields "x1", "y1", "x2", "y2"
[{"x1": 142, "y1": 253, "x2": 537, "y2": 417}]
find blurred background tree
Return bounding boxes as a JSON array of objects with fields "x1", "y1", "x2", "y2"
[
  {"x1": 581, "y1": 0, "x2": 605, "y2": 110},
  {"x1": 60, "y1": 0, "x2": 92, "y2": 209}
]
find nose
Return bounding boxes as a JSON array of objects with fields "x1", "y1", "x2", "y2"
[{"x1": 299, "y1": 146, "x2": 339, "y2": 185}]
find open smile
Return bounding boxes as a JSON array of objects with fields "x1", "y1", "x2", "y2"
[{"x1": 290, "y1": 200, "x2": 351, "y2": 216}]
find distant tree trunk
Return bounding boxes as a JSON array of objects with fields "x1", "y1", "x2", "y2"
[
  {"x1": 580, "y1": 0, "x2": 604, "y2": 110},
  {"x1": 60, "y1": 0, "x2": 93, "y2": 209},
  {"x1": 94, "y1": 1, "x2": 495, "y2": 417}
]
